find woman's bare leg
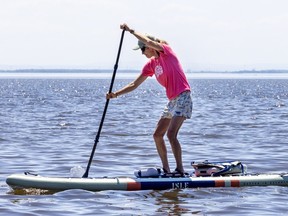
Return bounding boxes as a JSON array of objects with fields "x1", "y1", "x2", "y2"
[
  {"x1": 153, "y1": 118, "x2": 171, "y2": 173},
  {"x1": 167, "y1": 116, "x2": 185, "y2": 173}
]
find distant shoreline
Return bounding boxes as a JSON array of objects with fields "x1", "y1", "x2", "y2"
[
  {"x1": 1, "y1": 72, "x2": 288, "y2": 79},
  {"x1": 1, "y1": 69, "x2": 288, "y2": 74},
  {"x1": 1, "y1": 69, "x2": 288, "y2": 80}
]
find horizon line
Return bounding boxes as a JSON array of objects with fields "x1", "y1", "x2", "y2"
[{"x1": 1, "y1": 68, "x2": 288, "y2": 73}]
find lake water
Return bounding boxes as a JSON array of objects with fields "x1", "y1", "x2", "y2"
[{"x1": 1, "y1": 74, "x2": 288, "y2": 215}]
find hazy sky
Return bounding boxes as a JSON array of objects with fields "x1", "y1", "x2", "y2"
[{"x1": 1, "y1": 0, "x2": 287, "y2": 71}]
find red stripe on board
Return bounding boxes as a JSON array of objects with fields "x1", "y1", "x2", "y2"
[
  {"x1": 127, "y1": 182, "x2": 141, "y2": 191},
  {"x1": 231, "y1": 180, "x2": 240, "y2": 187},
  {"x1": 215, "y1": 180, "x2": 225, "y2": 187}
]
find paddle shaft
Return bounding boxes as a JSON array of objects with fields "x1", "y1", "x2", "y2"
[{"x1": 82, "y1": 29, "x2": 126, "y2": 178}]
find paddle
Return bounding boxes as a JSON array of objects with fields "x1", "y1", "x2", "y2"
[{"x1": 82, "y1": 29, "x2": 126, "y2": 178}]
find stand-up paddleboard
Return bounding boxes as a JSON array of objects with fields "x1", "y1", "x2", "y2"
[{"x1": 6, "y1": 172, "x2": 288, "y2": 192}]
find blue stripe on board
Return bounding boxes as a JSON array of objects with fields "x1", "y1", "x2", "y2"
[{"x1": 140, "y1": 180, "x2": 217, "y2": 190}]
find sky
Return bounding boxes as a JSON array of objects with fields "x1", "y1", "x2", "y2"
[{"x1": 0, "y1": 0, "x2": 288, "y2": 71}]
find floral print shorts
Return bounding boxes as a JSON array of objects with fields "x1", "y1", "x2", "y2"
[{"x1": 161, "y1": 91, "x2": 193, "y2": 119}]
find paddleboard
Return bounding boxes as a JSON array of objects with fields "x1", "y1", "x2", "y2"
[{"x1": 6, "y1": 172, "x2": 288, "y2": 192}]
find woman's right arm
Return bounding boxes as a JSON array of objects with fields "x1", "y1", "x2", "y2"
[{"x1": 120, "y1": 23, "x2": 164, "y2": 52}]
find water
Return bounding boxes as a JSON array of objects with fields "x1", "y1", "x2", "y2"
[{"x1": 1, "y1": 76, "x2": 288, "y2": 215}]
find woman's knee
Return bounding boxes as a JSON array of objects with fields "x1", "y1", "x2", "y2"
[
  {"x1": 153, "y1": 131, "x2": 163, "y2": 140},
  {"x1": 166, "y1": 129, "x2": 177, "y2": 142}
]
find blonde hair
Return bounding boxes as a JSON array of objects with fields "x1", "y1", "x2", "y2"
[
  {"x1": 145, "y1": 34, "x2": 168, "y2": 45},
  {"x1": 156, "y1": 38, "x2": 168, "y2": 45}
]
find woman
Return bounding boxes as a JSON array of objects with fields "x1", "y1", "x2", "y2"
[{"x1": 106, "y1": 23, "x2": 192, "y2": 176}]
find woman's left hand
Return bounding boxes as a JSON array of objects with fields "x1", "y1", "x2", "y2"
[{"x1": 106, "y1": 92, "x2": 118, "y2": 99}]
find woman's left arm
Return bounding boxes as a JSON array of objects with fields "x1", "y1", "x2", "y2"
[{"x1": 106, "y1": 74, "x2": 148, "y2": 99}]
